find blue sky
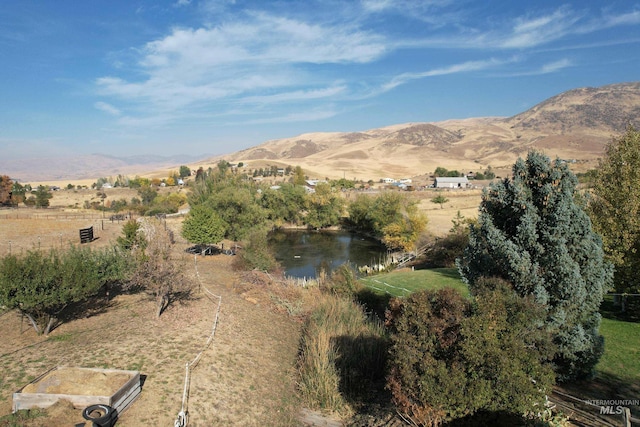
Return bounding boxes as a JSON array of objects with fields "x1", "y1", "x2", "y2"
[{"x1": 1, "y1": 0, "x2": 639, "y2": 161}]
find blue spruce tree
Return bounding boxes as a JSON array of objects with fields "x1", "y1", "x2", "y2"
[{"x1": 457, "y1": 151, "x2": 613, "y2": 381}]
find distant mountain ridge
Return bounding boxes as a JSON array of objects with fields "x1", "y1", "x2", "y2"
[
  {"x1": 506, "y1": 82, "x2": 640, "y2": 134},
  {"x1": 3, "y1": 82, "x2": 639, "y2": 182},
  {"x1": 214, "y1": 81, "x2": 639, "y2": 180},
  {"x1": 2, "y1": 153, "x2": 210, "y2": 182}
]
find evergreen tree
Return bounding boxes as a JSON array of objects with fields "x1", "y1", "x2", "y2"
[
  {"x1": 34, "y1": 185, "x2": 53, "y2": 208},
  {"x1": 457, "y1": 151, "x2": 613, "y2": 381},
  {"x1": 117, "y1": 220, "x2": 147, "y2": 251}
]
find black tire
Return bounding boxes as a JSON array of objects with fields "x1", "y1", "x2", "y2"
[{"x1": 82, "y1": 404, "x2": 114, "y2": 427}]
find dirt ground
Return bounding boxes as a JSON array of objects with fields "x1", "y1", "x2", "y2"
[
  {"x1": 0, "y1": 187, "x2": 479, "y2": 426},
  {"x1": 0, "y1": 205, "x2": 308, "y2": 426}
]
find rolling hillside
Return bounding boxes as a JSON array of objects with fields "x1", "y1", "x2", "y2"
[
  {"x1": 215, "y1": 81, "x2": 639, "y2": 180},
  {"x1": 4, "y1": 82, "x2": 639, "y2": 183}
]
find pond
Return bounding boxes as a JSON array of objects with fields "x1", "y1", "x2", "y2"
[{"x1": 269, "y1": 229, "x2": 388, "y2": 278}]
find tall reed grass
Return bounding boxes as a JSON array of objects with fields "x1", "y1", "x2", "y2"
[{"x1": 297, "y1": 293, "x2": 388, "y2": 415}]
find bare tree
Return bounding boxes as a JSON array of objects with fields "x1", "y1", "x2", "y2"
[{"x1": 129, "y1": 219, "x2": 193, "y2": 317}]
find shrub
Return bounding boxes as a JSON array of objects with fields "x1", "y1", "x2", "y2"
[
  {"x1": 322, "y1": 264, "x2": 360, "y2": 297},
  {"x1": 234, "y1": 228, "x2": 279, "y2": 272},
  {"x1": 424, "y1": 232, "x2": 468, "y2": 268},
  {"x1": 386, "y1": 281, "x2": 555, "y2": 426},
  {"x1": 386, "y1": 288, "x2": 470, "y2": 426}
]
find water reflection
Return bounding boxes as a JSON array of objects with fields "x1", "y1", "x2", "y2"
[{"x1": 269, "y1": 230, "x2": 388, "y2": 278}]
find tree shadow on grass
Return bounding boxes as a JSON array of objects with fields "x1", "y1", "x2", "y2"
[
  {"x1": 430, "y1": 267, "x2": 463, "y2": 280},
  {"x1": 168, "y1": 288, "x2": 198, "y2": 309},
  {"x1": 54, "y1": 289, "x2": 117, "y2": 333},
  {"x1": 331, "y1": 334, "x2": 392, "y2": 421},
  {"x1": 600, "y1": 294, "x2": 640, "y2": 322}
]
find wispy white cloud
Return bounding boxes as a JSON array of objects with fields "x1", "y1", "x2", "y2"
[
  {"x1": 360, "y1": 0, "x2": 455, "y2": 17},
  {"x1": 398, "y1": 6, "x2": 640, "y2": 51},
  {"x1": 497, "y1": 7, "x2": 640, "y2": 49},
  {"x1": 500, "y1": 7, "x2": 580, "y2": 48},
  {"x1": 380, "y1": 57, "x2": 511, "y2": 92},
  {"x1": 587, "y1": 9, "x2": 640, "y2": 30},
  {"x1": 240, "y1": 85, "x2": 347, "y2": 105},
  {"x1": 360, "y1": 0, "x2": 460, "y2": 26},
  {"x1": 142, "y1": 13, "x2": 386, "y2": 68},
  {"x1": 540, "y1": 58, "x2": 572, "y2": 74},
  {"x1": 94, "y1": 3, "x2": 640, "y2": 129},
  {"x1": 97, "y1": 12, "x2": 386, "y2": 124},
  {"x1": 94, "y1": 101, "x2": 121, "y2": 116},
  {"x1": 243, "y1": 109, "x2": 338, "y2": 125},
  {"x1": 496, "y1": 58, "x2": 573, "y2": 77}
]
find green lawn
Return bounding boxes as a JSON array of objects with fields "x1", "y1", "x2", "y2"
[
  {"x1": 359, "y1": 267, "x2": 469, "y2": 297},
  {"x1": 597, "y1": 317, "x2": 640, "y2": 382}
]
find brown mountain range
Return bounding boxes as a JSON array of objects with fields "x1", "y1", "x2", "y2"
[
  {"x1": 7, "y1": 81, "x2": 640, "y2": 183},
  {"x1": 212, "y1": 81, "x2": 639, "y2": 181}
]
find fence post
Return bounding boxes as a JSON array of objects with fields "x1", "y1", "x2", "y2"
[{"x1": 622, "y1": 407, "x2": 631, "y2": 427}]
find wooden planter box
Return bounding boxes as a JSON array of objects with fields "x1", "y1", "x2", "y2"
[{"x1": 13, "y1": 366, "x2": 141, "y2": 416}]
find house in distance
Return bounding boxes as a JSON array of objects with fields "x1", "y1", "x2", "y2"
[{"x1": 433, "y1": 176, "x2": 470, "y2": 189}]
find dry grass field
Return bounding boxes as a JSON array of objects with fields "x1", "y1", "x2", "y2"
[
  {"x1": 0, "y1": 185, "x2": 479, "y2": 426},
  {"x1": 412, "y1": 188, "x2": 483, "y2": 235},
  {"x1": 0, "y1": 212, "x2": 306, "y2": 426}
]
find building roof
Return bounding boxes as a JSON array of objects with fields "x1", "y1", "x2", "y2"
[{"x1": 434, "y1": 177, "x2": 469, "y2": 183}]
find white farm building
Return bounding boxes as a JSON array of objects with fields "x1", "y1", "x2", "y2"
[{"x1": 433, "y1": 177, "x2": 469, "y2": 189}]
